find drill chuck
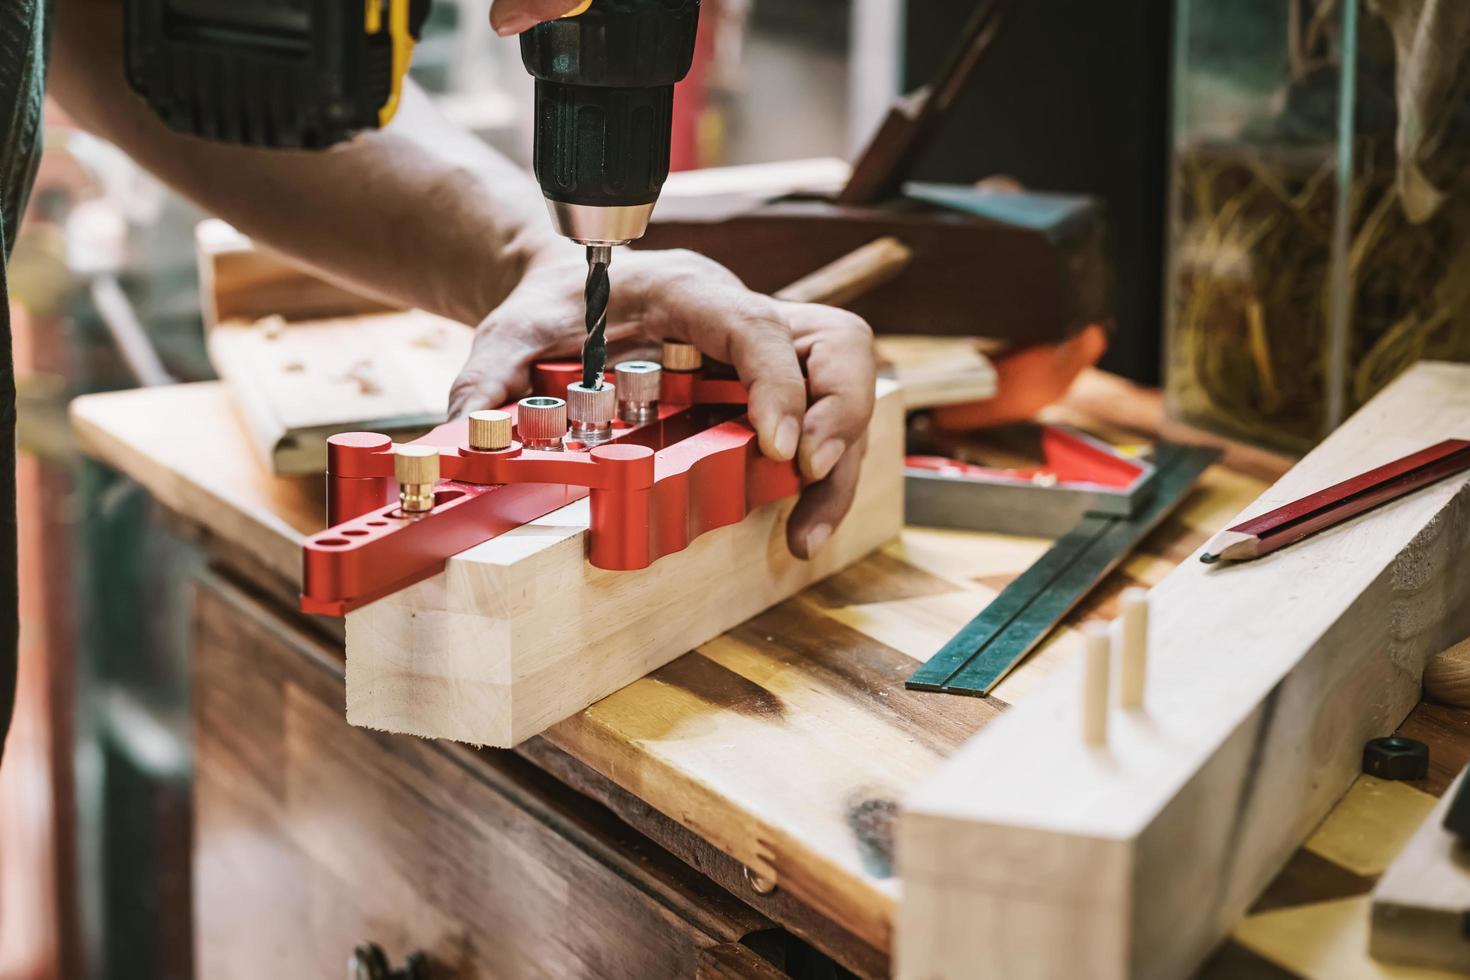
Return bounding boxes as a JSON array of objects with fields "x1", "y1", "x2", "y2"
[{"x1": 521, "y1": 0, "x2": 701, "y2": 245}]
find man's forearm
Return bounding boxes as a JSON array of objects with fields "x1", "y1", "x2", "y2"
[{"x1": 50, "y1": 0, "x2": 557, "y2": 326}]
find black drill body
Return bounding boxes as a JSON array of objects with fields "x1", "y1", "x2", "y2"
[
  {"x1": 520, "y1": 0, "x2": 700, "y2": 216},
  {"x1": 520, "y1": 0, "x2": 701, "y2": 388}
]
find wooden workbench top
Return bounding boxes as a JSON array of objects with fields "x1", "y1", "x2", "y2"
[
  {"x1": 70, "y1": 376, "x2": 1267, "y2": 953},
  {"x1": 80, "y1": 376, "x2": 1463, "y2": 977}
]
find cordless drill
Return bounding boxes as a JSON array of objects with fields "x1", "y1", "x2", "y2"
[
  {"x1": 125, "y1": 0, "x2": 699, "y2": 402},
  {"x1": 519, "y1": 0, "x2": 702, "y2": 391}
]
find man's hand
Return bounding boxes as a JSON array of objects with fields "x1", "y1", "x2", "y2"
[
  {"x1": 449, "y1": 247, "x2": 876, "y2": 560},
  {"x1": 490, "y1": 0, "x2": 590, "y2": 36}
]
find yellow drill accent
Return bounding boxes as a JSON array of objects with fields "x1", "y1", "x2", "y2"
[
  {"x1": 562, "y1": 1, "x2": 594, "y2": 17},
  {"x1": 364, "y1": 0, "x2": 418, "y2": 129}
]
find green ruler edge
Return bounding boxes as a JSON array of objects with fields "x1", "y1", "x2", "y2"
[{"x1": 906, "y1": 442, "x2": 1220, "y2": 697}]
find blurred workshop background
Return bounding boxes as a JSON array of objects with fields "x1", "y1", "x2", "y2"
[{"x1": 7, "y1": 0, "x2": 1464, "y2": 975}]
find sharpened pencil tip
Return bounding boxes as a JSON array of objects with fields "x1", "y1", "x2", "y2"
[{"x1": 1199, "y1": 552, "x2": 1219, "y2": 565}]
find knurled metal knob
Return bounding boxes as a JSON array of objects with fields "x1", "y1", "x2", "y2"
[
  {"x1": 661, "y1": 340, "x2": 702, "y2": 372},
  {"x1": 615, "y1": 361, "x2": 661, "y2": 423},
  {"x1": 394, "y1": 445, "x2": 439, "y2": 484},
  {"x1": 394, "y1": 445, "x2": 440, "y2": 513},
  {"x1": 468, "y1": 410, "x2": 513, "y2": 451},
  {"x1": 567, "y1": 381, "x2": 617, "y2": 447},
  {"x1": 517, "y1": 396, "x2": 567, "y2": 450}
]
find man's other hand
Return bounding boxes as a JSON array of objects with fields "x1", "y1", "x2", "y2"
[{"x1": 449, "y1": 247, "x2": 877, "y2": 560}]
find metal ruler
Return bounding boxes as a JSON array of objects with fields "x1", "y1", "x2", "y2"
[{"x1": 906, "y1": 442, "x2": 1219, "y2": 697}]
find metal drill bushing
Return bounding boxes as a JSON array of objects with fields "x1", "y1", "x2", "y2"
[
  {"x1": 468, "y1": 410, "x2": 513, "y2": 452},
  {"x1": 1362, "y1": 736, "x2": 1429, "y2": 781},
  {"x1": 517, "y1": 396, "x2": 568, "y2": 450},
  {"x1": 615, "y1": 361, "x2": 662, "y2": 423},
  {"x1": 567, "y1": 381, "x2": 617, "y2": 446},
  {"x1": 394, "y1": 445, "x2": 440, "y2": 513},
  {"x1": 661, "y1": 340, "x2": 702, "y2": 372}
]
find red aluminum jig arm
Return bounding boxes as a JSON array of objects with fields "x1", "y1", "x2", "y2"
[{"x1": 301, "y1": 362, "x2": 799, "y2": 616}]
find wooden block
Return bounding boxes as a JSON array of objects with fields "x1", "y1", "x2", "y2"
[
  {"x1": 898, "y1": 361, "x2": 1470, "y2": 980},
  {"x1": 345, "y1": 381, "x2": 906, "y2": 748},
  {"x1": 1371, "y1": 770, "x2": 1470, "y2": 971}
]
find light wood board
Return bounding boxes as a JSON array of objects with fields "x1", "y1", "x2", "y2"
[
  {"x1": 899, "y1": 361, "x2": 1470, "y2": 979},
  {"x1": 344, "y1": 381, "x2": 907, "y2": 749},
  {"x1": 198, "y1": 220, "x2": 471, "y2": 476},
  {"x1": 207, "y1": 311, "x2": 471, "y2": 475},
  {"x1": 1371, "y1": 769, "x2": 1470, "y2": 972},
  {"x1": 70, "y1": 382, "x2": 320, "y2": 585}
]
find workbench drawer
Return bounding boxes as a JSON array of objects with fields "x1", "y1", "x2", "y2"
[{"x1": 190, "y1": 574, "x2": 776, "y2": 979}]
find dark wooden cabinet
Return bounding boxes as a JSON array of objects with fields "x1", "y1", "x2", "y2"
[{"x1": 191, "y1": 574, "x2": 779, "y2": 979}]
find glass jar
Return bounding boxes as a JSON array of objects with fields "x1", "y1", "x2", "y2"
[{"x1": 1166, "y1": 0, "x2": 1470, "y2": 452}]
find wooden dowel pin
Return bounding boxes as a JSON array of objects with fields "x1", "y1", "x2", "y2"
[
  {"x1": 1082, "y1": 622, "x2": 1111, "y2": 745},
  {"x1": 1117, "y1": 588, "x2": 1150, "y2": 710}
]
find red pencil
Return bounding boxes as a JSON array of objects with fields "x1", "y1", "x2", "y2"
[{"x1": 1201, "y1": 438, "x2": 1470, "y2": 564}]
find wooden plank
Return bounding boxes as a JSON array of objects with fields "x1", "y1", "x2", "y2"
[
  {"x1": 199, "y1": 220, "x2": 473, "y2": 476},
  {"x1": 344, "y1": 381, "x2": 907, "y2": 748},
  {"x1": 899, "y1": 361, "x2": 1470, "y2": 980},
  {"x1": 517, "y1": 737, "x2": 891, "y2": 979},
  {"x1": 1370, "y1": 770, "x2": 1470, "y2": 971},
  {"x1": 206, "y1": 311, "x2": 472, "y2": 475}
]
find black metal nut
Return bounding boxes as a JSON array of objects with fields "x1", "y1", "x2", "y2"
[{"x1": 1362, "y1": 736, "x2": 1429, "y2": 780}]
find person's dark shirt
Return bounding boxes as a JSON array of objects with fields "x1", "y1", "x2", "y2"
[{"x1": 0, "y1": 0, "x2": 50, "y2": 757}]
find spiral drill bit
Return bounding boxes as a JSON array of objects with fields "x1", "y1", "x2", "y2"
[{"x1": 583, "y1": 245, "x2": 612, "y2": 389}]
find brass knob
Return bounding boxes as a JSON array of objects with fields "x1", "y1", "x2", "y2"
[
  {"x1": 660, "y1": 340, "x2": 701, "y2": 372},
  {"x1": 468, "y1": 410, "x2": 513, "y2": 451},
  {"x1": 394, "y1": 445, "x2": 439, "y2": 513}
]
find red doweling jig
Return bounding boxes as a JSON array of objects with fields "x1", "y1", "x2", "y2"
[{"x1": 301, "y1": 350, "x2": 803, "y2": 616}]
